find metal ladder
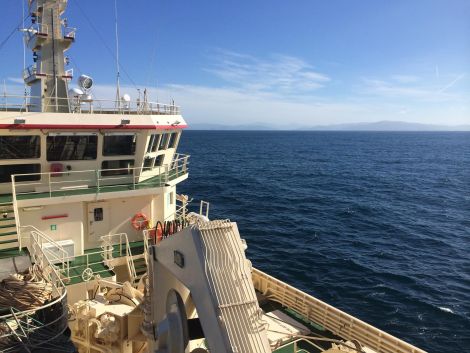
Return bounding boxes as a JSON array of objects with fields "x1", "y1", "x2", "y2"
[{"x1": 0, "y1": 202, "x2": 19, "y2": 252}]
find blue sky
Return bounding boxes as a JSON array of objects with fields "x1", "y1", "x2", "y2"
[{"x1": 1, "y1": 0, "x2": 469, "y2": 126}]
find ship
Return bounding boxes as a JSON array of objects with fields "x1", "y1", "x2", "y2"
[{"x1": 0, "y1": 1, "x2": 428, "y2": 352}]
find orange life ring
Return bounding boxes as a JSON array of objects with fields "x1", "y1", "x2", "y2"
[{"x1": 131, "y1": 213, "x2": 149, "y2": 230}]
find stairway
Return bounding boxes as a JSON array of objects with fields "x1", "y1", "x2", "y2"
[
  {"x1": 130, "y1": 255, "x2": 147, "y2": 286},
  {"x1": 0, "y1": 203, "x2": 19, "y2": 252}
]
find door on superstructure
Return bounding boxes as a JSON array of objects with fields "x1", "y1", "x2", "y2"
[{"x1": 87, "y1": 202, "x2": 110, "y2": 241}]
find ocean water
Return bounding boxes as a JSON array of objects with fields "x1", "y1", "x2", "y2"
[{"x1": 178, "y1": 131, "x2": 470, "y2": 353}]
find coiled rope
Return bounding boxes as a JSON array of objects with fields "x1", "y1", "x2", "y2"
[{"x1": 0, "y1": 263, "x2": 53, "y2": 311}]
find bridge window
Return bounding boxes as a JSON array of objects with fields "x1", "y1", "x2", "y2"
[
  {"x1": 143, "y1": 157, "x2": 154, "y2": 171},
  {"x1": 147, "y1": 134, "x2": 161, "y2": 153},
  {"x1": 155, "y1": 155, "x2": 164, "y2": 167},
  {"x1": 168, "y1": 132, "x2": 179, "y2": 149},
  {"x1": 47, "y1": 134, "x2": 97, "y2": 161},
  {"x1": 101, "y1": 160, "x2": 135, "y2": 176},
  {"x1": 103, "y1": 134, "x2": 136, "y2": 156},
  {"x1": 158, "y1": 133, "x2": 169, "y2": 151},
  {"x1": 0, "y1": 136, "x2": 40, "y2": 159},
  {"x1": 0, "y1": 164, "x2": 41, "y2": 183}
]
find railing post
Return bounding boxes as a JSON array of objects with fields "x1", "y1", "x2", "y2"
[
  {"x1": 48, "y1": 172, "x2": 52, "y2": 198},
  {"x1": 10, "y1": 175, "x2": 21, "y2": 250},
  {"x1": 96, "y1": 169, "x2": 100, "y2": 195},
  {"x1": 183, "y1": 156, "x2": 188, "y2": 174}
]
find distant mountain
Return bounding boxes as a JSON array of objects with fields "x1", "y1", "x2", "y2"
[
  {"x1": 302, "y1": 121, "x2": 470, "y2": 131},
  {"x1": 188, "y1": 120, "x2": 470, "y2": 131},
  {"x1": 188, "y1": 123, "x2": 276, "y2": 130}
]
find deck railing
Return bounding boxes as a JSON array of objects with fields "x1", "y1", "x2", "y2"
[
  {"x1": 20, "y1": 225, "x2": 70, "y2": 282},
  {"x1": 11, "y1": 154, "x2": 189, "y2": 201},
  {"x1": 273, "y1": 338, "x2": 325, "y2": 353},
  {"x1": 22, "y1": 63, "x2": 44, "y2": 80},
  {"x1": 100, "y1": 233, "x2": 136, "y2": 283},
  {"x1": 252, "y1": 268, "x2": 427, "y2": 353},
  {"x1": 58, "y1": 250, "x2": 114, "y2": 283},
  {"x1": 0, "y1": 93, "x2": 180, "y2": 115},
  {"x1": 0, "y1": 227, "x2": 68, "y2": 352},
  {"x1": 24, "y1": 23, "x2": 49, "y2": 41},
  {"x1": 63, "y1": 27, "x2": 76, "y2": 39}
]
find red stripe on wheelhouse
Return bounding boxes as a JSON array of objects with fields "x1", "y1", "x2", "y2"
[{"x1": 0, "y1": 124, "x2": 188, "y2": 130}]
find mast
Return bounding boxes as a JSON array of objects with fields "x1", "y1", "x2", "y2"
[
  {"x1": 114, "y1": 0, "x2": 121, "y2": 111},
  {"x1": 50, "y1": 7, "x2": 58, "y2": 111},
  {"x1": 23, "y1": 0, "x2": 75, "y2": 113}
]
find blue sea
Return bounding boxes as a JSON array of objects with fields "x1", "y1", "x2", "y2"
[{"x1": 179, "y1": 131, "x2": 470, "y2": 353}]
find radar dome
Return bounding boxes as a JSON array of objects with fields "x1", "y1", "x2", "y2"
[{"x1": 69, "y1": 87, "x2": 84, "y2": 97}]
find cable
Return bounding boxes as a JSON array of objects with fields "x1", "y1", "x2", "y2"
[
  {"x1": 70, "y1": 0, "x2": 138, "y2": 89},
  {"x1": 0, "y1": 13, "x2": 31, "y2": 54}
]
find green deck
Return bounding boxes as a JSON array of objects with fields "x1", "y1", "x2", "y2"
[
  {"x1": 0, "y1": 169, "x2": 186, "y2": 204},
  {"x1": 0, "y1": 241, "x2": 145, "y2": 286},
  {"x1": 0, "y1": 195, "x2": 12, "y2": 204},
  {"x1": 0, "y1": 248, "x2": 27, "y2": 259},
  {"x1": 58, "y1": 241, "x2": 145, "y2": 285}
]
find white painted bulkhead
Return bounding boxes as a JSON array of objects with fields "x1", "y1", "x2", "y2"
[{"x1": 17, "y1": 186, "x2": 178, "y2": 255}]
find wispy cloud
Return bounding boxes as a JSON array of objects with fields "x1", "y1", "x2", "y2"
[
  {"x1": 7, "y1": 77, "x2": 24, "y2": 85},
  {"x1": 3, "y1": 51, "x2": 469, "y2": 127},
  {"x1": 391, "y1": 75, "x2": 420, "y2": 83},
  {"x1": 362, "y1": 72, "x2": 467, "y2": 101},
  {"x1": 87, "y1": 82, "x2": 366, "y2": 127},
  {"x1": 437, "y1": 73, "x2": 465, "y2": 93},
  {"x1": 205, "y1": 50, "x2": 330, "y2": 95},
  {"x1": 362, "y1": 78, "x2": 433, "y2": 98}
]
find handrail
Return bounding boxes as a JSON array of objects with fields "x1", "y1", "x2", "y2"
[
  {"x1": 141, "y1": 193, "x2": 191, "y2": 263},
  {"x1": 11, "y1": 154, "x2": 190, "y2": 200},
  {"x1": 274, "y1": 338, "x2": 324, "y2": 353},
  {"x1": 1, "y1": 300, "x2": 69, "y2": 352},
  {"x1": 59, "y1": 250, "x2": 114, "y2": 282},
  {"x1": 0, "y1": 228, "x2": 68, "y2": 350},
  {"x1": 252, "y1": 268, "x2": 427, "y2": 353},
  {"x1": 1, "y1": 93, "x2": 180, "y2": 115},
  {"x1": 63, "y1": 26, "x2": 76, "y2": 38},
  {"x1": 10, "y1": 176, "x2": 20, "y2": 249},
  {"x1": 199, "y1": 200, "x2": 210, "y2": 218},
  {"x1": 100, "y1": 233, "x2": 137, "y2": 284},
  {"x1": 21, "y1": 225, "x2": 70, "y2": 281},
  {"x1": 22, "y1": 62, "x2": 43, "y2": 80},
  {"x1": 24, "y1": 23, "x2": 49, "y2": 39}
]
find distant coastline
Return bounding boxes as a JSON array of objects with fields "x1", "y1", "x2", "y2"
[{"x1": 188, "y1": 120, "x2": 470, "y2": 131}]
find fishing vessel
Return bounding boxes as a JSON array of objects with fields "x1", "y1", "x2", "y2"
[{"x1": 0, "y1": 1, "x2": 428, "y2": 352}]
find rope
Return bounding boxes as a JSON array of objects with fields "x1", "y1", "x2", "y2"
[{"x1": 0, "y1": 264, "x2": 53, "y2": 311}]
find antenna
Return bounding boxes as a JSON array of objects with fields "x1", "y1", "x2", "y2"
[
  {"x1": 22, "y1": 0, "x2": 27, "y2": 111},
  {"x1": 114, "y1": 0, "x2": 121, "y2": 110}
]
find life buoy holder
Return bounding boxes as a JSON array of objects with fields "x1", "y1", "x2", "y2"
[{"x1": 131, "y1": 213, "x2": 149, "y2": 230}]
